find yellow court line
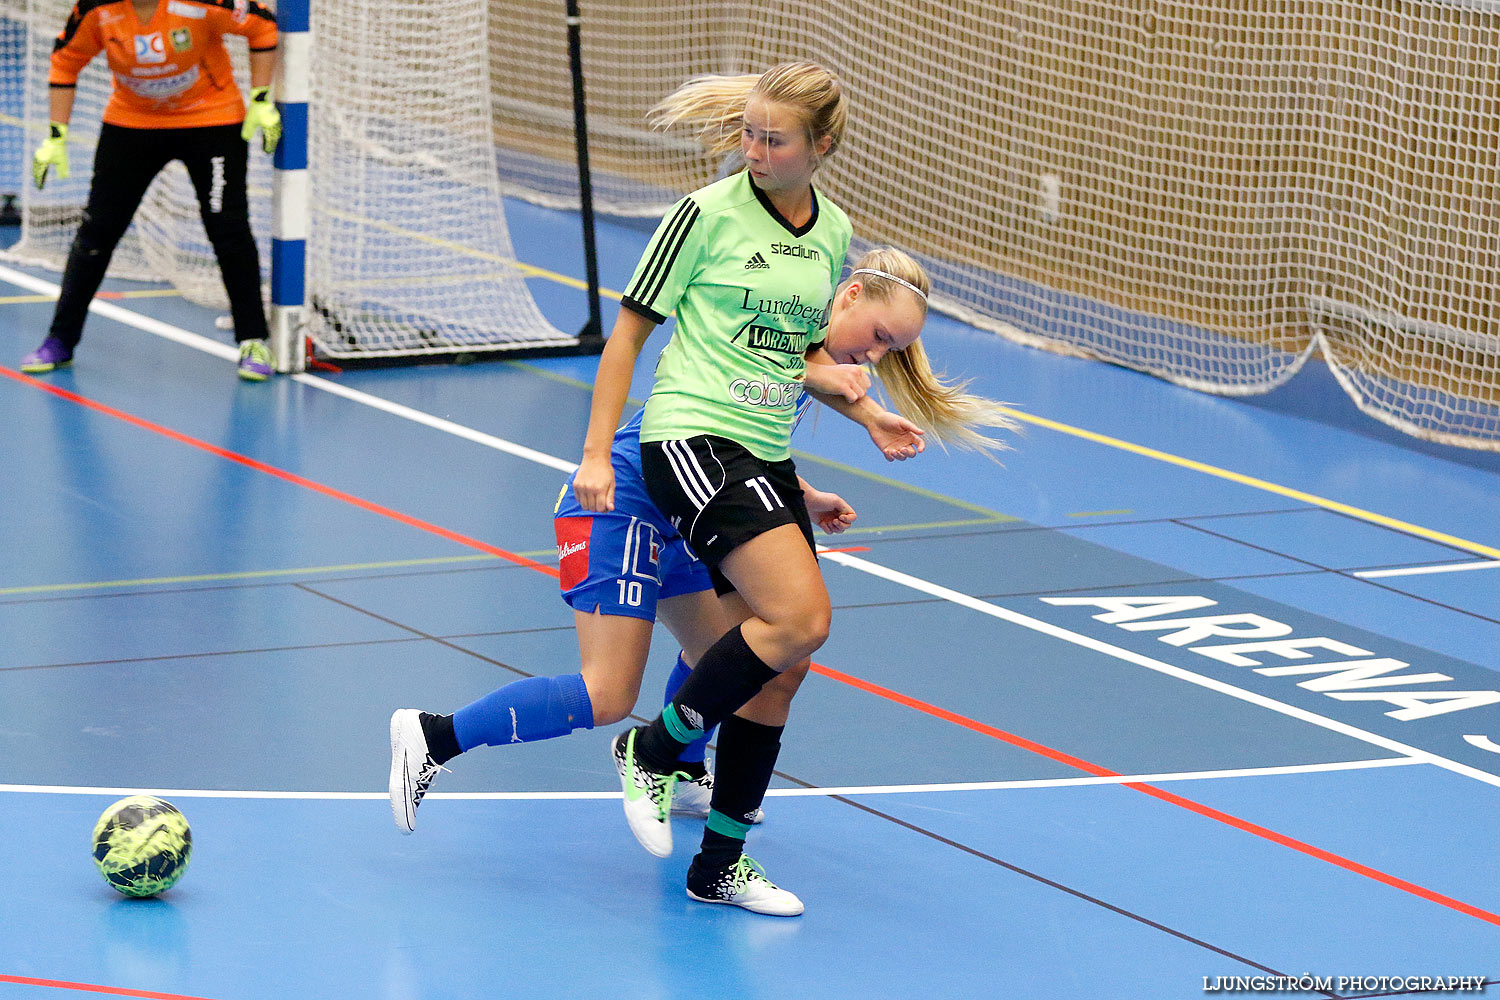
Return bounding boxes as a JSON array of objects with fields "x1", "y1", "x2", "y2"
[
  {"x1": 0, "y1": 552, "x2": 563, "y2": 596},
  {"x1": 1000, "y1": 407, "x2": 1500, "y2": 561},
  {"x1": 1, "y1": 287, "x2": 185, "y2": 306},
  {"x1": 837, "y1": 516, "x2": 1018, "y2": 536}
]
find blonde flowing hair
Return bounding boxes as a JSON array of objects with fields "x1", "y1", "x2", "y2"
[
  {"x1": 848, "y1": 247, "x2": 1022, "y2": 457},
  {"x1": 647, "y1": 61, "x2": 847, "y2": 161}
]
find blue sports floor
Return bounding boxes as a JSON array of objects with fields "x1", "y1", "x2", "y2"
[{"x1": 1, "y1": 193, "x2": 1498, "y2": 999}]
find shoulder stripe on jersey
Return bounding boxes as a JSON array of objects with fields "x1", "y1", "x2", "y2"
[
  {"x1": 627, "y1": 200, "x2": 699, "y2": 308},
  {"x1": 197, "y1": 0, "x2": 276, "y2": 22},
  {"x1": 55, "y1": 0, "x2": 119, "y2": 52}
]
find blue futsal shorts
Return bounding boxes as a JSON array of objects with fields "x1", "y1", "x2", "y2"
[{"x1": 553, "y1": 479, "x2": 713, "y2": 622}]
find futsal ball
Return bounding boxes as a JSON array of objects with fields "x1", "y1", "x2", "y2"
[{"x1": 91, "y1": 795, "x2": 193, "y2": 897}]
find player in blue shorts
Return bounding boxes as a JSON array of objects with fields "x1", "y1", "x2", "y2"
[{"x1": 386, "y1": 244, "x2": 1017, "y2": 904}]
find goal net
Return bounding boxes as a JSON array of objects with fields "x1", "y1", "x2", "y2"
[
  {"x1": 485, "y1": 0, "x2": 1500, "y2": 451},
  {"x1": 0, "y1": 0, "x2": 574, "y2": 362}
]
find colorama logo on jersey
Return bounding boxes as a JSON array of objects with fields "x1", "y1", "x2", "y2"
[{"x1": 744, "y1": 252, "x2": 769, "y2": 270}]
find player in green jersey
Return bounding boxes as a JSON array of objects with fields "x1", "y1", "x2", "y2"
[{"x1": 572, "y1": 62, "x2": 1011, "y2": 916}]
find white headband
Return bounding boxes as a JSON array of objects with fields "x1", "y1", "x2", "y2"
[{"x1": 850, "y1": 267, "x2": 927, "y2": 301}]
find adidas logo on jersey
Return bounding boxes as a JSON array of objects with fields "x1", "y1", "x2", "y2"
[{"x1": 744, "y1": 252, "x2": 769, "y2": 270}]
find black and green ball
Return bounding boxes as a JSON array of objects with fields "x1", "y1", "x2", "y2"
[{"x1": 91, "y1": 795, "x2": 192, "y2": 897}]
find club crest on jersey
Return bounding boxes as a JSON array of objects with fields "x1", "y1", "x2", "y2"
[
  {"x1": 743, "y1": 252, "x2": 769, "y2": 270},
  {"x1": 169, "y1": 27, "x2": 191, "y2": 51},
  {"x1": 134, "y1": 32, "x2": 166, "y2": 63}
]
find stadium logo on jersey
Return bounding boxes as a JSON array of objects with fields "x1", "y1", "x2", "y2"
[
  {"x1": 134, "y1": 32, "x2": 166, "y2": 63},
  {"x1": 170, "y1": 28, "x2": 192, "y2": 52},
  {"x1": 771, "y1": 241, "x2": 821, "y2": 262},
  {"x1": 743, "y1": 252, "x2": 769, "y2": 270}
]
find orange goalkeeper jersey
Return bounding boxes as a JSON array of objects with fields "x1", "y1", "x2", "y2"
[{"x1": 50, "y1": 0, "x2": 276, "y2": 129}]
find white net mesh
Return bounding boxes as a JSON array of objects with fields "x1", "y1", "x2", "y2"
[
  {"x1": 303, "y1": 0, "x2": 569, "y2": 358},
  {"x1": 1, "y1": 0, "x2": 272, "y2": 310},
  {"x1": 487, "y1": 0, "x2": 1500, "y2": 450},
  {"x1": 5, "y1": 0, "x2": 1497, "y2": 437},
  {"x1": 1, "y1": 0, "x2": 570, "y2": 360}
]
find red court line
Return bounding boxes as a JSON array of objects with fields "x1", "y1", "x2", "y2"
[
  {"x1": 812, "y1": 661, "x2": 1500, "y2": 928},
  {"x1": 0, "y1": 367, "x2": 557, "y2": 578},
  {"x1": 9, "y1": 366, "x2": 1498, "y2": 930},
  {"x1": 0, "y1": 974, "x2": 218, "y2": 1000}
]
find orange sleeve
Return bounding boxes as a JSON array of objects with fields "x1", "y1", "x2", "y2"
[
  {"x1": 48, "y1": 3, "x2": 102, "y2": 86},
  {"x1": 222, "y1": 0, "x2": 277, "y2": 51}
]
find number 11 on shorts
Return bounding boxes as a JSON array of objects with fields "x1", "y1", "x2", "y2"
[{"x1": 745, "y1": 476, "x2": 784, "y2": 512}]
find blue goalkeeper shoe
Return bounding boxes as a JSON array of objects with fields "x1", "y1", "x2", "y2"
[
  {"x1": 237, "y1": 339, "x2": 272, "y2": 381},
  {"x1": 20, "y1": 336, "x2": 73, "y2": 373}
]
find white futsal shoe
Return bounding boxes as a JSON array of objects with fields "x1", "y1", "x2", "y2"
[
  {"x1": 686, "y1": 854, "x2": 804, "y2": 916},
  {"x1": 389, "y1": 709, "x2": 447, "y2": 834},
  {"x1": 611, "y1": 727, "x2": 684, "y2": 857}
]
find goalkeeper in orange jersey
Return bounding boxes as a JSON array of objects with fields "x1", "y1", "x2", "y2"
[{"x1": 20, "y1": 0, "x2": 282, "y2": 382}]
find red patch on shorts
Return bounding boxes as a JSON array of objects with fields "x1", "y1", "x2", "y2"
[{"x1": 555, "y1": 516, "x2": 592, "y2": 591}]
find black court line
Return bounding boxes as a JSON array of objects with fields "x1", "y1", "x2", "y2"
[
  {"x1": 827, "y1": 794, "x2": 1339, "y2": 997},
  {"x1": 288, "y1": 580, "x2": 1369, "y2": 985}
]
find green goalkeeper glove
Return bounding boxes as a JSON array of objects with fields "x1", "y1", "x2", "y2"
[
  {"x1": 32, "y1": 123, "x2": 69, "y2": 189},
  {"x1": 241, "y1": 86, "x2": 281, "y2": 154}
]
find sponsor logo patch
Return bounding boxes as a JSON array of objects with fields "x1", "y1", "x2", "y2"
[
  {"x1": 133, "y1": 32, "x2": 166, "y2": 63},
  {"x1": 554, "y1": 517, "x2": 592, "y2": 591}
]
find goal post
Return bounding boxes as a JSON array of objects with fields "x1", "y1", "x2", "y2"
[{"x1": 0, "y1": 0, "x2": 605, "y2": 369}]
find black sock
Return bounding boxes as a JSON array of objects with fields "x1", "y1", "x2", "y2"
[
  {"x1": 634, "y1": 625, "x2": 777, "y2": 771},
  {"x1": 420, "y1": 712, "x2": 462, "y2": 766},
  {"x1": 705, "y1": 714, "x2": 782, "y2": 841},
  {"x1": 675, "y1": 759, "x2": 708, "y2": 781},
  {"x1": 692, "y1": 828, "x2": 746, "y2": 874}
]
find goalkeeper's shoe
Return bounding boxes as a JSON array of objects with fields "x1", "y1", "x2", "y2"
[
  {"x1": 686, "y1": 854, "x2": 803, "y2": 916},
  {"x1": 237, "y1": 339, "x2": 272, "y2": 381},
  {"x1": 389, "y1": 709, "x2": 448, "y2": 834},
  {"x1": 671, "y1": 763, "x2": 764, "y2": 824},
  {"x1": 612, "y1": 726, "x2": 685, "y2": 858},
  {"x1": 20, "y1": 337, "x2": 73, "y2": 373}
]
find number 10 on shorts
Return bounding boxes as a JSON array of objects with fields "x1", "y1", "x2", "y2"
[{"x1": 617, "y1": 579, "x2": 644, "y2": 607}]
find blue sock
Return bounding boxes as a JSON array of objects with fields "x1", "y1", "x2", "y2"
[
  {"x1": 665, "y1": 651, "x2": 714, "y2": 764},
  {"x1": 452, "y1": 674, "x2": 594, "y2": 751}
]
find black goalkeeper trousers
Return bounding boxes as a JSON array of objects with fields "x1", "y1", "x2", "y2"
[{"x1": 49, "y1": 122, "x2": 268, "y2": 348}]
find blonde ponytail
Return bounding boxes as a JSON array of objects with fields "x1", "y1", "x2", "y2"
[
  {"x1": 648, "y1": 61, "x2": 847, "y2": 160},
  {"x1": 848, "y1": 247, "x2": 1021, "y2": 457}
]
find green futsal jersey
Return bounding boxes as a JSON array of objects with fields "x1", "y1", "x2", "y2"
[{"x1": 624, "y1": 171, "x2": 852, "y2": 462}]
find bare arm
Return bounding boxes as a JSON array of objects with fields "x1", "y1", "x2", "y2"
[
  {"x1": 48, "y1": 85, "x2": 76, "y2": 126},
  {"x1": 803, "y1": 346, "x2": 926, "y2": 461},
  {"x1": 572, "y1": 308, "x2": 657, "y2": 512},
  {"x1": 248, "y1": 48, "x2": 275, "y2": 90}
]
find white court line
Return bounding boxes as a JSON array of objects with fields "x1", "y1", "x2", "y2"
[
  {"x1": 1356, "y1": 560, "x2": 1500, "y2": 579},
  {"x1": 0, "y1": 264, "x2": 579, "y2": 475},
  {"x1": 3, "y1": 266, "x2": 1494, "y2": 792},
  {"x1": 0, "y1": 758, "x2": 1422, "y2": 801}
]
